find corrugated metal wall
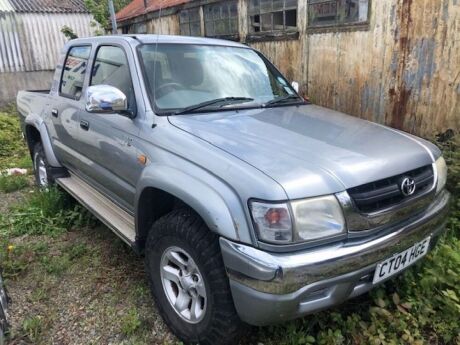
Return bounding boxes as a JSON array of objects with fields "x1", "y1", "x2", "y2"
[
  {"x1": 121, "y1": 0, "x2": 459, "y2": 136},
  {"x1": 0, "y1": 12, "x2": 96, "y2": 72},
  {"x1": 306, "y1": 0, "x2": 460, "y2": 136}
]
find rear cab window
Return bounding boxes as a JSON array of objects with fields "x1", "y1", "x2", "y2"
[{"x1": 59, "y1": 46, "x2": 91, "y2": 100}]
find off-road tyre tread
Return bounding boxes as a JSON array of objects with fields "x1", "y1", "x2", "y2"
[
  {"x1": 32, "y1": 142, "x2": 54, "y2": 186},
  {"x1": 145, "y1": 208, "x2": 244, "y2": 345}
]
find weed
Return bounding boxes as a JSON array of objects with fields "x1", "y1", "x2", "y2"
[
  {"x1": 30, "y1": 285, "x2": 50, "y2": 303},
  {"x1": 0, "y1": 244, "x2": 31, "y2": 278},
  {"x1": 0, "y1": 174, "x2": 29, "y2": 193},
  {"x1": 121, "y1": 307, "x2": 142, "y2": 336},
  {"x1": 0, "y1": 186, "x2": 97, "y2": 238},
  {"x1": 65, "y1": 243, "x2": 89, "y2": 260},
  {"x1": 41, "y1": 255, "x2": 71, "y2": 276},
  {"x1": 22, "y1": 315, "x2": 43, "y2": 343}
]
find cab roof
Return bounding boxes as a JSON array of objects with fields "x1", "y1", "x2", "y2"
[{"x1": 69, "y1": 34, "x2": 248, "y2": 48}]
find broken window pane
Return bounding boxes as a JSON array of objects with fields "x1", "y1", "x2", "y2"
[
  {"x1": 285, "y1": 9, "x2": 297, "y2": 28},
  {"x1": 249, "y1": 0, "x2": 298, "y2": 33}
]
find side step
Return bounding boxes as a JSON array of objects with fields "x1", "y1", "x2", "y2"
[{"x1": 56, "y1": 173, "x2": 136, "y2": 245}]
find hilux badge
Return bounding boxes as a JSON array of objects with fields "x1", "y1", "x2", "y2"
[{"x1": 400, "y1": 177, "x2": 416, "y2": 196}]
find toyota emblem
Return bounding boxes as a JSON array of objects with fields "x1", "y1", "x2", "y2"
[{"x1": 400, "y1": 177, "x2": 416, "y2": 196}]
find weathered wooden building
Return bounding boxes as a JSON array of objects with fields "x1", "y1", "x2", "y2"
[
  {"x1": 0, "y1": 0, "x2": 97, "y2": 105},
  {"x1": 116, "y1": 0, "x2": 459, "y2": 136}
]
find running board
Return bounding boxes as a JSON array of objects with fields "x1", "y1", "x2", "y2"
[{"x1": 56, "y1": 173, "x2": 136, "y2": 245}]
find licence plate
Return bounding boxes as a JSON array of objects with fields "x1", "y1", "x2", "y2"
[{"x1": 373, "y1": 236, "x2": 431, "y2": 284}]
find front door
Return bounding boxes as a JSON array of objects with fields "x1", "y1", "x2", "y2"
[{"x1": 77, "y1": 45, "x2": 142, "y2": 212}]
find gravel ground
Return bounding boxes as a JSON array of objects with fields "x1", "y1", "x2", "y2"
[{"x1": 2, "y1": 187, "x2": 178, "y2": 345}]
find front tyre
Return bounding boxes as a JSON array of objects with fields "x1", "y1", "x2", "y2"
[
  {"x1": 32, "y1": 142, "x2": 53, "y2": 187},
  {"x1": 145, "y1": 209, "x2": 242, "y2": 345}
]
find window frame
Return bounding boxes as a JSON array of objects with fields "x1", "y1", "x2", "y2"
[
  {"x1": 89, "y1": 44, "x2": 138, "y2": 116},
  {"x1": 179, "y1": 8, "x2": 202, "y2": 36},
  {"x1": 246, "y1": 0, "x2": 299, "y2": 42},
  {"x1": 307, "y1": 0, "x2": 371, "y2": 32},
  {"x1": 203, "y1": 0, "x2": 239, "y2": 40},
  {"x1": 248, "y1": 0, "x2": 299, "y2": 34},
  {"x1": 59, "y1": 44, "x2": 92, "y2": 101}
]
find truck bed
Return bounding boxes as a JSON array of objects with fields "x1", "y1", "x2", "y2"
[{"x1": 16, "y1": 89, "x2": 51, "y2": 122}]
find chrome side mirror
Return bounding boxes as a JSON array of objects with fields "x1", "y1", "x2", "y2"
[
  {"x1": 85, "y1": 85, "x2": 128, "y2": 114},
  {"x1": 291, "y1": 81, "x2": 299, "y2": 93}
]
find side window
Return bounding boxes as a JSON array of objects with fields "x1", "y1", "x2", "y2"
[
  {"x1": 204, "y1": 1, "x2": 238, "y2": 37},
  {"x1": 179, "y1": 9, "x2": 201, "y2": 36},
  {"x1": 90, "y1": 46, "x2": 137, "y2": 114},
  {"x1": 60, "y1": 46, "x2": 91, "y2": 100},
  {"x1": 248, "y1": 0, "x2": 297, "y2": 33},
  {"x1": 308, "y1": 0, "x2": 370, "y2": 28}
]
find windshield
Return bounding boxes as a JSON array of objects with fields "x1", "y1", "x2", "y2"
[{"x1": 139, "y1": 44, "x2": 301, "y2": 114}]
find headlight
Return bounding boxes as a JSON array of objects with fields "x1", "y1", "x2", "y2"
[
  {"x1": 291, "y1": 195, "x2": 346, "y2": 242},
  {"x1": 249, "y1": 195, "x2": 346, "y2": 245},
  {"x1": 435, "y1": 156, "x2": 447, "y2": 194}
]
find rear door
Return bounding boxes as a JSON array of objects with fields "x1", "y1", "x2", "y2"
[
  {"x1": 77, "y1": 44, "x2": 143, "y2": 212},
  {"x1": 47, "y1": 45, "x2": 92, "y2": 169}
]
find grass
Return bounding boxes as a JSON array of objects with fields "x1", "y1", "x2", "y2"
[
  {"x1": 0, "y1": 173, "x2": 29, "y2": 193},
  {"x1": 0, "y1": 103, "x2": 459, "y2": 344},
  {"x1": 0, "y1": 109, "x2": 31, "y2": 170}
]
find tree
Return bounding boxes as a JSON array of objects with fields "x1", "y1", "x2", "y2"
[{"x1": 84, "y1": 0, "x2": 131, "y2": 32}]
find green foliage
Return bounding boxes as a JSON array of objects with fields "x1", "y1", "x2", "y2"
[
  {"x1": 0, "y1": 110, "x2": 29, "y2": 169},
  {"x1": 61, "y1": 25, "x2": 78, "y2": 40},
  {"x1": 121, "y1": 307, "x2": 142, "y2": 336},
  {"x1": 22, "y1": 316, "x2": 43, "y2": 343},
  {"x1": 0, "y1": 187, "x2": 97, "y2": 278},
  {"x1": 0, "y1": 174, "x2": 29, "y2": 193},
  {"x1": 0, "y1": 187, "x2": 96, "y2": 238},
  {"x1": 84, "y1": 0, "x2": 131, "y2": 32}
]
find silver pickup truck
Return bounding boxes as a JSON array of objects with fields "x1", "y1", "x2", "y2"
[{"x1": 17, "y1": 35, "x2": 450, "y2": 344}]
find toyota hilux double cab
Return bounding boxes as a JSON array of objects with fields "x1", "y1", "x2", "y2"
[{"x1": 17, "y1": 35, "x2": 450, "y2": 344}]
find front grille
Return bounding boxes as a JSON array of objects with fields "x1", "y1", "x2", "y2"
[{"x1": 348, "y1": 165, "x2": 434, "y2": 213}]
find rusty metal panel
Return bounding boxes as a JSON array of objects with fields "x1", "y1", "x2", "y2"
[
  {"x1": 307, "y1": 0, "x2": 394, "y2": 124},
  {"x1": 385, "y1": 0, "x2": 460, "y2": 135},
  {"x1": 250, "y1": 40, "x2": 302, "y2": 82},
  {"x1": 307, "y1": 0, "x2": 459, "y2": 136},
  {"x1": 0, "y1": 12, "x2": 97, "y2": 72}
]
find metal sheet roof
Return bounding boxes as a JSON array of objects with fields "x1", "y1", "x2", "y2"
[
  {"x1": 1, "y1": 0, "x2": 88, "y2": 13},
  {"x1": 0, "y1": 0, "x2": 14, "y2": 12},
  {"x1": 116, "y1": 0, "x2": 189, "y2": 22}
]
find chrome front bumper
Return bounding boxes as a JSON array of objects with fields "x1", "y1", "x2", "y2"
[{"x1": 220, "y1": 190, "x2": 450, "y2": 325}]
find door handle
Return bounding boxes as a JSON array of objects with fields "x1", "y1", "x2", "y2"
[
  {"x1": 80, "y1": 120, "x2": 90, "y2": 131},
  {"x1": 51, "y1": 109, "x2": 58, "y2": 117}
]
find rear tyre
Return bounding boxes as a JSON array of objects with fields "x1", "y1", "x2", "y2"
[
  {"x1": 32, "y1": 142, "x2": 54, "y2": 187},
  {"x1": 145, "y1": 208, "x2": 243, "y2": 345}
]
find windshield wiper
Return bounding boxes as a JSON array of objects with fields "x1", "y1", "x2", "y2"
[
  {"x1": 174, "y1": 97, "x2": 254, "y2": 115},
  {"x1": 263, "y1": 94, "x2": 303, "y2": 107}
]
